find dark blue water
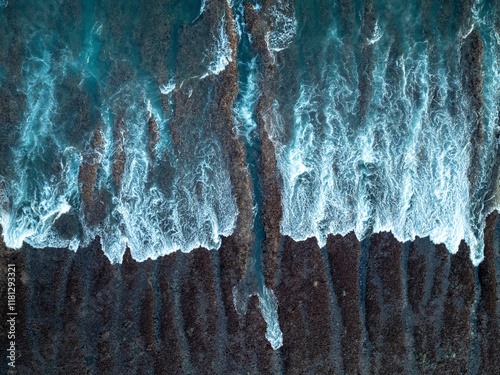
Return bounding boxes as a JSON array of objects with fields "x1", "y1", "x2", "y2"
[{"x1": 232, "y1": 1, "x2": 282, "y2": 348}]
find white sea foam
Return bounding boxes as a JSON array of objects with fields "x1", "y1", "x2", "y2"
[
  {"x1": 1, "y1": 37, "x2": 238, "y2": 263},
  {"x1": 0, "y1": 47, "x2": 84, "y2": 251},
  {"x1": 266, "y1": 4, "x2": 499, "y2": 265},
  {"x1": 160, "y1": 79, "x2": 176, "y2": 95},
  {"x1": 232, "y1": 284, "x2": 283, "y2": 350},
  {"x1": 207, "y1": 15, "x2": 233, "y2": 76},
  {"x1": 264, "y1": 2, "x2": 297, "y2": 56},
  {"x1": 367, "y1": 21, "x2": 383, "y2": 45},
  {"x1": 233, "y1": 57, "x2": 259, "y2": 142},
  {"x1": 199, "y1": 0, "x2": 208, "y2": 16},
  {"x1": 88, "y1": 80, "x2": 238, "y2": 262},
  {"x1": 258, "y1": 287, "x2": 283, "y2": 350},
  {"x1": 3, "y1": 1, "x2": 499, "y2": 269}
]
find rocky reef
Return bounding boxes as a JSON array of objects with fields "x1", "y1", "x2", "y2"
[{"x1": 1, "y1": 214, "x2": 500, "y2": 374}]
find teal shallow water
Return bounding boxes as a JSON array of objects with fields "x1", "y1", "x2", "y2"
[
  {"x1": 0, "y1": 0, "x2": 499, "y2": 268},
  {"x1": 272, "y1": 0, "x2": 500, "y2": 265},
  {"x1": 0, "y1": 0, "x2": 239, "y2": 262}
]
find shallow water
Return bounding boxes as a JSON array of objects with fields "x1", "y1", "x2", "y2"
[
  {"x1": 0, "y1": 0, "x2": 238, "y2": 262},
  {"x1": 0, "y1": 0, "x2": 499, "y2": 268},
  {"x1": 268, "y1": 0, "x2": 500, "y2": 266}
]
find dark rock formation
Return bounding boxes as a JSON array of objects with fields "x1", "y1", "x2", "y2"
[
  {"x1": 79, "y1": 128, "x2": 106, "y2": 226},
  {"x1": 147, "y1": 117, "x2": 160, "y2": 162},
  {"x1": 407, "y1": 240, "x2": 451, "y2": 373},
  {"x1": 365, "y1": 233, "x2": 406, "y2": 373},
  {"x1": 2, "y1": 213, "x2": 500, "y2": 374},
  {"x1": 243, "y1": 1, "x2": 283, "y2": 289},
  {"x1": 325, "y1": 232, "x2": 362, "y2": 374},
  {"x1": 275, "y1": 237, "x2": 336, "y2": 374},
  {"x1": 477, "y1": 212, "x2": 500, "y2": 374}
]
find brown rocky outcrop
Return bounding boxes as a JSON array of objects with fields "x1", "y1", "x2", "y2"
[
  {"x1": 244, "y1": 1, "x2": 283, "y2": 290},
  {"x1": 2, "y1": 213, "x2": 499, "y2": 374}
]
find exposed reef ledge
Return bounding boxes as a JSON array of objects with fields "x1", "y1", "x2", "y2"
[{"x1": 1, "y1": 210, "x2": 499, "y2": 373}]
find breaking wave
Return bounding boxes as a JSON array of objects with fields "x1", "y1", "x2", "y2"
[
  {"x1": 1, "y1": 0, "x2": 499, "y2": 270},
  {"x1": 0, "y1": 1, "x2": 238, "y2": 262},
  {"x1": 263, "y1": 0, "x2": 500, "y2": 265}
]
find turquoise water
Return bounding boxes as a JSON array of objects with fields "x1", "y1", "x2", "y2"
[
  {"x1": 0, "y1": 0, "x2": 499, "y2": 268},
  {"x1": 270, "y1": 0, "x2": 500, "y2": 266},
  {"x1": 0, "y1": 0, "x2": 237, "y2": 262}
]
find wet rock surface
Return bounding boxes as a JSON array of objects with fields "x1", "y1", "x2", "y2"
[
  {"x1": 2, "y1": 213, "x2": 500, "y2": 374},
  {"x1": 243, "y1": 0, "x2": 283, "y2": 290}
]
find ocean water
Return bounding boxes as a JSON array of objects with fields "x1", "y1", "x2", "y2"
[
  {"x1": 0, "y1": 0, "x2": 238, "y2": 262},
  {"x1": 1, "y1": 1, "x2": 500, "y2": 261},
  {"x1": 266, "y1": 0, "x2": 500, "y2": 266}
]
